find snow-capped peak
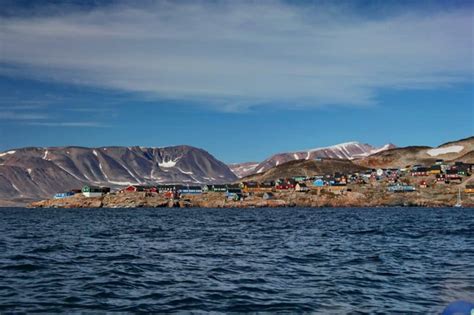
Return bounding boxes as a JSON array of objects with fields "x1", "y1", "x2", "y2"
[
  {"x1": 307, "y1": 141, "x2": 360, "y2": 153},
  {"x1": 249, "y1": 141, "x2": 396, "y2": 175}
]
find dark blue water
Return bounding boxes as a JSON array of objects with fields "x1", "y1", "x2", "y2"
[{"x1": 0, "y1": 207, "x2": 473, "y2": 313}]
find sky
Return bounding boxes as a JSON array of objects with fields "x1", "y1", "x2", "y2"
[{"x1": 0, "y1": 0, "x2": 473, "y2": 163}]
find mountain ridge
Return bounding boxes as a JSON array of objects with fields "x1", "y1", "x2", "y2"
[
  {"x1": 0, "y1": 145, "x2": 237, "y2": 203},
  {"x1": 229, "y1": 141, "x2": 396, "y2": 177}
]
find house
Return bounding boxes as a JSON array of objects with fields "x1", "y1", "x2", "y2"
[
  {"x1": 121, "y1": 185, "x2": 157, "y2": 193},
  {"x1": 295, "y1": 183, "x2": 309, "y2": 192},
  {"x1": 428, "y1": 165, "x2": 442, "y2": 175},
  {"x1": 226, "y1": 184, "x2": 241, "y2": 190},
  {"x1": 202, "y1": 184, "x2": 228, "y2": 193},
  {"x1": 292, "y1": 176, "x2": 307, "y2": 182},
  {"x1": 411, "y1": 167, "x2": 428, "y2": 176},
  {"x1": 457, "y1": 169, "x2": 470, "y2": 176},
  {"x1": 453, "y1": 163, "x2": 471, "y2": 176},
  {"x1": 275, "y1": 179, "x2": 295, "y2": 190},
  {"x1": 464, "y1": 184, "x2": 474, "y2": 194},
  {"x1": 419, "y1": 181, "x2": 428, "y2": 188},
  {"x1": 336, "y1": 176, "x2": 348, "y2": 184},
  {"x1": 240, "y1": 181, "x2": 259, "y2": 193},
  {"x1": 177, "y1": 185, "x2": 202, "y2": 195},
  {"x1": 156, "y1": 185, "x2": 178, "y2": 193},
  {"x1": 275, "y1": 184, "x2": 290, "y2": 190},
  {"x1": 122, "y1": 185, "x2": 144, "y2": 193},
  {"x1": 435, "y1": 159, "x2": 444, "y2": 165},
  {"x1": 445, "y1": 169, "x2": 463, "y2": 181},
  {"x1": 313, "y1": 179, "x2": 325, "y2": 187},
  {"x1": 226, "y1": 188, "x2": 242, "y2": 201},
  {"x1": 54, "y1": 192, "x2": 75, "y2": 199},
  {"x1": 82, "y1": 185, "x2": 110, "y2": 197},
  {"x1": 436, "y1": 174, "x2": 447, "y2": 183},
  {"x1": 263, "y1": 192, "x2": 274, "y2": 200},
  {"x1": 454, "y1": 161, "x2": 473, "y2": 172},
  {"x1": 387, "y1": 184, "x2": 416, "y2": 193}
]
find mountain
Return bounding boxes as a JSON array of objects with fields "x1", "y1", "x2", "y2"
[
  {"x1": 228, "y1": 162, "x2": 259, "y2": 178},
  {"x1": 355, "y1": 136, "x2": 474, "y2": 168},
  {"x1": 240, "y1": 159, "x2": 369, "y2": 183},
  {"x1": 251, "y1": 142, "x2": 395, "y2": 175},
  {"x1": 0, "y1": 145, "x2": 237, "y2": 204}
]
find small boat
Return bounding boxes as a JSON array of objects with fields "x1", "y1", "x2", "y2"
[{"x1": 454, "y1": 187, "x2": 462, "y2": 208}]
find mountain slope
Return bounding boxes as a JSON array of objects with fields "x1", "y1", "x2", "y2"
[
  {"x1": 252, "y1": 142, "x2": 395, "y2": 175},
  {"x1": 228, "y1": 162, "x2": 259, "y2": 178},
  {"x1": 0, "y1": 145, "x2": 237, "y2": 203},
  {"x1": 241, "y1": 159, "x2": 369, "y2": 183},
  {"x1": 355, "y1": 137, "x2": 474, "y2": 168}
]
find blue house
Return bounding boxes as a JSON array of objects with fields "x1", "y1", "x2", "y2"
[
  {"x1": 313, "y1": 179, "x2": 324, "y2": 187},
  {"x1": 54, "y1": 192, "x2": 75, "y2": 199},
  {"x1": 177, "y1": 185, "x2": 202, "y2": 195},
  {"x1": 387, "y1": 184, "x2": 416, "y2": 193}
]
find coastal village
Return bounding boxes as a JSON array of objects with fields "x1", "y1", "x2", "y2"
[{"x1": 33, "y1": 158, "x2": 474, "y2": 208}]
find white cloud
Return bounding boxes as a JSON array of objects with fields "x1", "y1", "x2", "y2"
[
  {"x1": 0, "y1": 1, "x2": 472, "y2": 110},
  {"x1": 25, "y1": 122, "x2": 108, "y2": 127},
  {"x1": 0, "y1": 111, "x2": 49, "y2": 120}
]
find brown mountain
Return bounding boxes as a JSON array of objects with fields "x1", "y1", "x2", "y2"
[
  {"x1": 0, "y1": 145, "x2": 237, "y2": 204},
  {"x1": 249, "y1": 142, "x2": 395, "y2": 175},
  {"x1": 240, "y1": 158, "x2": 369, "y2": 183},
  {"x1": 355, "y1": 136, "x2": 474, "y2": 168},
  {"x1": 228, "y1": 162, "x2": 259, "y2": 178}
]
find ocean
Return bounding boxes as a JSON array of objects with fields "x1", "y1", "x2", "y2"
[{"x1": 0, "y1": 207, "x2": 473, "y2": 313}]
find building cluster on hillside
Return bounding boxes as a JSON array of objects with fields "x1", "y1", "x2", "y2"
[{"x1": 53, "y1": 159, "x2": 473, "y2": 200}]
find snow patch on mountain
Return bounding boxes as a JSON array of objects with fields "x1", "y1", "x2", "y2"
[
  {"x1": 0, "y1": 150, "x2": 16, "y2": 157},
  {"x1": 369, "y1": 144, "x2": 393, "y2": 155},
  {"x1": 11, "y1": 182, "x2": 19, "y2": 191},
  {"x1": 427, "y1": 145, "x2": 464, "y2": 156},
  {"x1": 98, "y1": 162, "x2": 109, "y2": 181},
  {"x1": 159, "y1": 158, "x2": 179, "y2": 168},
  {"x1": 119, "y1": 162, "x2": 142, "y2": 183},
  {"x1": 228, "y1": 162, "x2": 260, "y2": 178},
  {"x1": 177, "y1": 167, "x2": 193, "y2": 175}
]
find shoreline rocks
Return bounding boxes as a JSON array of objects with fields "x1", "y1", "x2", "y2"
[{"x1": 28, "y1": 190, "x2": 474, "y2": 209}]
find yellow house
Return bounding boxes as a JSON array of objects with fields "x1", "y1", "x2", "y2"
[
  {"x1": 428, "y1": 165, "x2": 442, "y2": 175},
  {"x1": 465, "y1": 185, "x2": 474, "y2": 194}
]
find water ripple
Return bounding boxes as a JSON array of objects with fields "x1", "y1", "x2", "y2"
[{"x1": 0, "y1": 207, "x2": 473, "y2": 313}]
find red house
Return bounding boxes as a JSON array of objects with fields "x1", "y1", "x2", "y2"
[
  {"x1": 411, "y1": 167, "x2": 428, "y2": 177},
  {"x1": 121, "y1": 185, "x2": 157, "y2": 193}
]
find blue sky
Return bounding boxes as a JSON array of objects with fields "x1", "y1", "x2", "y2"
[{"x1": 0, "y1": 0, "x2": 473, "y2": 163}]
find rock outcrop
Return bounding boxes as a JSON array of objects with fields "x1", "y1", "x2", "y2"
[{"x1": 29, "y1": 185, "x2": 474, "y2": 209}]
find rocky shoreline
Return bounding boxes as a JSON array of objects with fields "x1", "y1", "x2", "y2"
[{"x1": 28, "y1": 187, "x2": 474, "y2": 209}]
